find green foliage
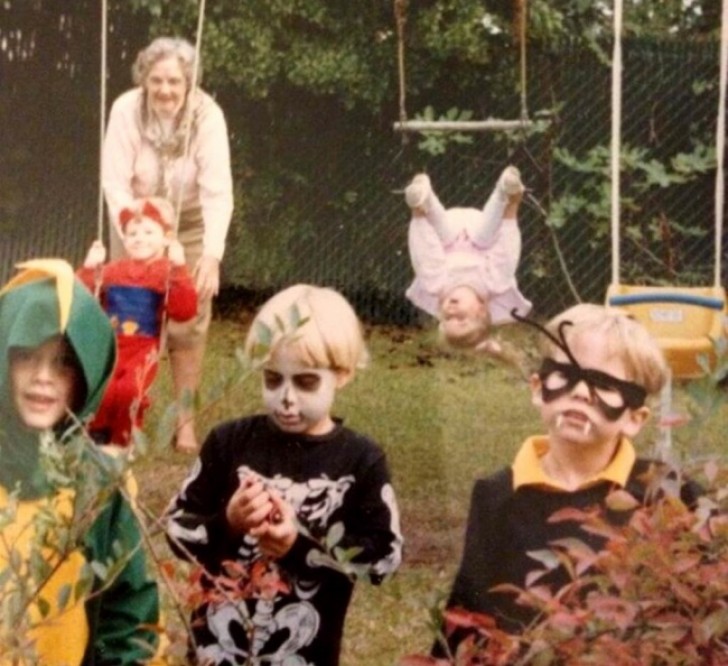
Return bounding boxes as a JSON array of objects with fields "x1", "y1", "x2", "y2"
[
  {"x1": 148, "y1": 1, "x2": 396, "y2": 107},
  {"x1": 221, "y1": 169, "x2": 318, "y2": 291},
  {"x1": 413, "y1": 107, "x2": 474, "y2": 156},
  {"x1": 128, "y1": 0, "x2": 721, "y2": 98},
  {"x1": 683, "y1": 337, "x2": 728, "y2": 434},
  {"x1": 546, "y1": 136, "x2": 714, "y2": 283},
  {"x1": 0, "y1": 430, "x2": 140, "y2": 662},
  {"x1": 412, "y1": 1, "x2": 501, "y2": 66},
  {"x1": 524, "y1": 0, "x2": 718, "y2": 48},
  {"x1": 623, "y1": 0, "x2": 720, "y2": 38}
]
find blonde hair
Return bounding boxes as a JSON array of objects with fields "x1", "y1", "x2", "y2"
[
  {"x1": 244, "y1": 285, "x2": 369, "y2": 375},
  {"x1": 438, "y1": 312, "x2": 490, "y2": 349},
  {"x1": 132, "y1": 37, "x2": 199, "y2": 88},
  {"x1": 544, "y1": 303, "x2": 669, "y2": 396}
]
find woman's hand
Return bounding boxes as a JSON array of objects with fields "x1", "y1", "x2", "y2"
[{"x1": 194, "y1": 255, "x2": 220, "y2": 301}]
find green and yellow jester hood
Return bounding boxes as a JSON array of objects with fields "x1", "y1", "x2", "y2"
[{"x1": 0, "y1": 259, "x2": 116, "y2": 498}]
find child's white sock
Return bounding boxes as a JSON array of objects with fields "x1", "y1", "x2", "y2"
[
  {"x1": 497, "y1": 166, "x2": 525, "y2": 199},
  {"x1": 405, "y1": 173, "x2": 432, "y2": 211}
]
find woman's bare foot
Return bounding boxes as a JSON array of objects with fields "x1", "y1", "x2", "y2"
[{"x1": 173, "y1": 419, "x2": 198, "y2": 454}]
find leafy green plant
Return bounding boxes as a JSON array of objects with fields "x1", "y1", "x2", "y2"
[
  {"x1": 546, "y1": 138, "x2": 714, "y2": 285},
  {"x1": 0, "y1": 429, "x2": 156, "y2": 662},
  {"x1": 402, "y1": 461, "x2": 728, "y2": 665},
  {"x1": 414, "y1": 106, "x2": 475, "y2": 156}
]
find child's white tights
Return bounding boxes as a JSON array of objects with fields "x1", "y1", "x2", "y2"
[{"x1": 422, "y1": 181, "x2": 508, "y2": 249}]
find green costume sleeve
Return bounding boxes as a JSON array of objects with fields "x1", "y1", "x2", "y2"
[{"x1": 83, "y1": 490, "x2": 161, "y2": 665}]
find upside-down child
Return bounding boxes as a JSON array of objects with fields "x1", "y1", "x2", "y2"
[
  {"x1": 0, "y1": 259, "x2": 162, "y2": 664},
  {"x1": 165, "y1": 284, "x2": 403, "y2": 665},
  {"x1": 434, "y1": 303, "x2": 701, "y2": 657},
  {"x1": 77, "y1": 196, "x2": 197, "y2": 447},
  {"x1": 404, "y1": 165, "x2": 532, "y2": 351}
]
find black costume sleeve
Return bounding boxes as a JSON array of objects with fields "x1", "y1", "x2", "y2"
[
  {"x1": 164, "y1": 426, "x2": 242, "y2": 572},
  {"x1": 433, "y1": 470, "x2": 511, "y2": 658}
]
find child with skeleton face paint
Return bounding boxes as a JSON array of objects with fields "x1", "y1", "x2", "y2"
[
  {"x1": 434, "y1": 303, "x2": 702, "y2": 656},
  {"x1": 166, "y1": 284, "x2": 403, "y2": 666}
]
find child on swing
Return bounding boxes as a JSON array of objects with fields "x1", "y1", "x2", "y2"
[
  {"x1": 404, "y1": 165, "x2": 532, "y2": 351},
  {"x1": 0, "y1": 259, "x2": 162, "y2": 664},
  {"x1": 165, "y1": 284, "x2": 403, "y2": 665},
  {"x1": 77, "y1": 196, "x2": 197, "y2": 447}
]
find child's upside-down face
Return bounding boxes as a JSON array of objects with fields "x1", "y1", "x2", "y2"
[
  {"x1": 10, "y1": 336, "x2": 81, "y2": 431},
  {"x1": 439, "y1": 286, "x2": 488, "y2": 341},
  {"x1": 262, "y1": 344, "x2": 341, "y2": 437}
]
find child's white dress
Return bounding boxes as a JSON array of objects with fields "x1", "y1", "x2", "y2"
[{"x1": 405, "y1": 187, "x2": 532, "y2": 325}]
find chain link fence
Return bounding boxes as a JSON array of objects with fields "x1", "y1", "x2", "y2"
[
  {"x1": 1, "y1": 20, "x2": 723, "y2": 325},
  {"x1": 226, "y1": 38, "x2": 723, "y2": 323}
]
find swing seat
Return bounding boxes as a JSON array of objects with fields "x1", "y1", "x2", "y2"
[{"x1": 605, "y1": 284, "x2": 727, "y2": 379}]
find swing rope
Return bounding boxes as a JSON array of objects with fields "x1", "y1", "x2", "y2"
[
  {"x1": 517, "y1": 0, "x2": 529, "y2": 122},
  {"x1": 93, "y1": 0, "x2": 109, "y2": 299},
  {"x1": 97, "y1": 0, "x2": 108, "y2": 243},
  {"x1": 606, "y1": 0, "x2": 726, "y2": 397},
  {"x1": 394, "y1": 0, "x2": 408, "y2": 132},
  {"x1": 161, "y1": 0, "x2": 207, "y2": 331},
  {"x1": 610, "y1": 0, "x2": 623, "y2": 285},
  {"x1": 96, "y1": 0, "x2": 206, "y2": 240},
  {"x1": 96, "y1": 0, "x2": 206, "y2": 247},
  {"x1": 96, "y1": 0, "x2": 208, "y2": 331},
  {"x1": 173, "y1": 0, "x2": 207, "y2": 236},
  {"x1": 393, "y1": 0, "x2": 533, "y2": 133},
  {"x1": 713, "y1": 0, "x2": 727, "y2": 288},
  {"x1": 97, "y1": 0, "x2": 207, "y2": 241}
]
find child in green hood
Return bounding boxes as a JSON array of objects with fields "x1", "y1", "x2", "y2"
[{"x1": 0, "y1": 259, "x2": 163, "y2": 665}]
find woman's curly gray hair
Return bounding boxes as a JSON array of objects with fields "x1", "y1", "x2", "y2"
[{"x1": 132, "y1": 37, "x2": 201, "y2": 88}]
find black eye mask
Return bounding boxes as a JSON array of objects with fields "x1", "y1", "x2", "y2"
[
  {"x1": 538, "y1": 357, "x2": 647, "y2": 421},
  {"x1": 511, "y1": 310, "x2": 647, "y2": 422}
]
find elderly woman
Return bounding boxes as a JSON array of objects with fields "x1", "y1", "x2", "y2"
[{"x1": 103, "y1": 37, "x2": 234, "y2": 453}]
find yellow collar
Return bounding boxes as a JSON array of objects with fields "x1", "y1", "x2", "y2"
[{"x1": 512, "y1": 435, "x2": 636, "y2": 491}]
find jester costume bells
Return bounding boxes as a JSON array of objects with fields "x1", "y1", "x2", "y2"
[{"x1": 0, "y1": 260, "x2": 161, "y2": 665}]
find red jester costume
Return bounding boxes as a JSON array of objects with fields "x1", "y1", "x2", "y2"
[{"x1": 77, "y1": 200, "x2": 197, "y2": 446}]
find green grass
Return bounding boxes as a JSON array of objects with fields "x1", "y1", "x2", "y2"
[{"x1": 135, "y1": 314, "x2": 728, "y2": 665}]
